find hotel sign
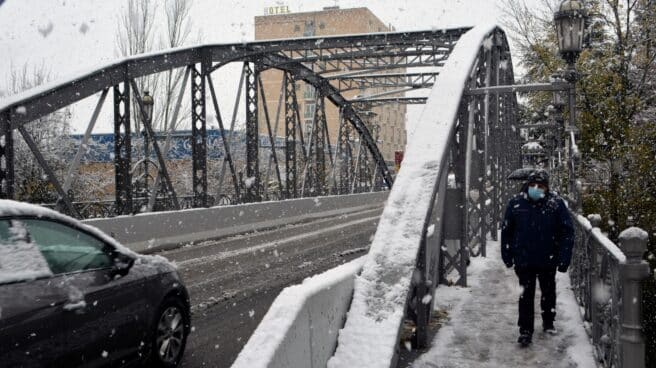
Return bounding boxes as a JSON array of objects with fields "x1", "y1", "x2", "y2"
[{"x1": 264, "y1": 5, "x2": 291, "y2": 16}]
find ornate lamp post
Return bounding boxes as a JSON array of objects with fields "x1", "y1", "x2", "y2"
[
  {"x1": 141, "y1": 91, "x2": 154, "y2": 198},
  {"x1": 554, "y1": 0, "x2": 587, "y2": 66},
  {"x1": 554, "y1": 0, "x2": 587, "y2": 210},
  {"x1": 551, "y1": 90, "x2": 566, "y2": 192}
]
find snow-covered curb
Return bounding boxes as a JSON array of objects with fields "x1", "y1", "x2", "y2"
[
  {"x1": 232, "y1": 256, "x2": 365, "y2": 368},
  {"x1": 328, "y1": 24, "x2": 499, "y2": 368},
  {"x1": 84, "y1": 191, "x2": 387, "y2": 253}
]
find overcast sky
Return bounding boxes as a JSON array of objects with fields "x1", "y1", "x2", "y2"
[{"x1": 0, "y1": 0, "x2": 542, "y2": 132}]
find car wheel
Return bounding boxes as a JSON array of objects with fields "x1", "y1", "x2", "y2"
[{"x1": 151, "y1": 297, "x2": 189, "y2": 367}]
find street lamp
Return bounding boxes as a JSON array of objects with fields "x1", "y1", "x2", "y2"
[
  {"x1": 141, "y1": 91, "x2": 154, "y2": 199},
  {"x1": 550, "y1": 90, "x2": 566, "y2": 191},
  {"x1": 142, "y1": 90, "x2": 154, "y2": 124},
  {"x1": 554, "y1": 0, "x2": 587, "y2": 211},
  {"x1": 554, "y1": 0, "x2": 587, "y2": 67}
]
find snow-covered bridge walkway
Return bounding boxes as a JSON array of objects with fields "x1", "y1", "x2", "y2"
[{"x1": 412, "y1": 240, "x2": 597, "y2": 368}]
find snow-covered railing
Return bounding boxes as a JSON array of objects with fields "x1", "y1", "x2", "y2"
[
  {"x1": 570, "y1": 214, "x2": 650, "y2": 368},
  {"x1": 232, "y1": 257, "x2": 365, "y2": 368},
  {"x1": 327, "y1": 24, "x2": 522, "y2": 367}
]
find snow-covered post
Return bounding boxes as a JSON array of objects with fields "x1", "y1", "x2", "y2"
[{"x1": 618, "y1": 227, "x2": 649, "y2": 368}]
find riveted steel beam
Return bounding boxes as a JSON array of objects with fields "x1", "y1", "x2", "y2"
[
  {"x1": 284, "y1": 72, "x2": 299, "y2": 199},
  {"x1": 191, "y1": 60, "x2": 208, "y2": 207},
  {"x1": 244, "y1": 62, "x2": 260, "y2": 202},
  {"x1": 329, "y1": 72, "x2": 438, "y2": 92},
  {"x1": 113, "y1": 80, "x2": 132, "y2": 215}
]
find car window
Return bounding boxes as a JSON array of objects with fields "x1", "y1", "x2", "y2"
[
  {"x1": 21, "y1": 219, "x2": 112, "y2": 274},
  {"x1": 0, "y1": 220, "x2": 54, "y2": 284}
]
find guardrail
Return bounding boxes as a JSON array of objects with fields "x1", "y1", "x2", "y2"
[
  {"x1": 42, "y1": 194, "x2": 232, "y2": 219},
  {"x1": 82, "y1": 191, "x2": 388, "y2": 253},
  {"x1": 232, "y1": 257, "x2": 365, "y2": 368},
  {"x1": 570, "y1": 213, "x2": 650, "y2": 368}
]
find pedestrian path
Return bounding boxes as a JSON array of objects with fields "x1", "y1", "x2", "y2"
[{"x1": 411, "y1": 240, "x2": 598, "y2": 368}]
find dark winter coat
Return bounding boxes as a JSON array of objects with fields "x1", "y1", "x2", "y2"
[{"x1": 501, "y1": 190, "x2": 575, "y2": 271}]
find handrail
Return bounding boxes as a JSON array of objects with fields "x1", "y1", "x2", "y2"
[{"x1": 570, "y1": 213, "x2": 649, "y2": 368}]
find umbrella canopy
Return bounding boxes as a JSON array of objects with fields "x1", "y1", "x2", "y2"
[{"x1": 507, "y1": 167, "x2": 536, "y2": 181}]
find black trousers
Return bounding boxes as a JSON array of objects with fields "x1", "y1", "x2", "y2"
[{"x1": 515, "y1": 267, "x2": 556, "y2": 335}]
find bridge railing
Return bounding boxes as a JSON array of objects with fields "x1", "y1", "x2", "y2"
[{"x1": 570, "y1": 213, "x2": 650, "y2": 368}]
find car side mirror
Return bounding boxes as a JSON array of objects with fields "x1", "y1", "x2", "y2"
[{"x1": 111, "y1": 252, "x2": 135, "y2": 277}]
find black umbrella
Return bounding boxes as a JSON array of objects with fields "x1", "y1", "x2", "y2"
[{"x1": 507, "y1": 168, "x2": 535, "y2": 181}]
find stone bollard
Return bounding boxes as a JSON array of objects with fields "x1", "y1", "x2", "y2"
[{"x1": 618, "y1": 227, "x2": 650, "y2": 368}]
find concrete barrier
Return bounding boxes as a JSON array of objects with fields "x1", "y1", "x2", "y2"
[
  {"x1": 83, "y1": 192, "x2": 388, "y2": 253},
  {"x1": 232, "y1": 256, "x2": 365, "y2": 368}
]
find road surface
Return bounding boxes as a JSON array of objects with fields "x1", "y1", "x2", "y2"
[{"x1": 157, "y1": 206, "x2": 383, "y2": 367}]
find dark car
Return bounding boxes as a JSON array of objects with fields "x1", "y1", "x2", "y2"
[{"x1": 0, "y1": 200, "x2": 191, "y2": 367}]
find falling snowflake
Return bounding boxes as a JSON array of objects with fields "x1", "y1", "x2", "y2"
[{"x1": 37, "y1": 21, "x2": 54, "y2": 38}]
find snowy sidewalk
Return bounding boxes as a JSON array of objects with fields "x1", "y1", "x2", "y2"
[{"x1": 412, "y1": 240, "x2": 597, "y2": 368}]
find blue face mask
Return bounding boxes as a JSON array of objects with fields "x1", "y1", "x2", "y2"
[{"x1": 528, "y1": 186, "x2": 546, "y2": 201}]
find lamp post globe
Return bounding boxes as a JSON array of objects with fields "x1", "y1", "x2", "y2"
[
  {"x1": 554, "y1": 0, "x2": 587, "y2": 66},
  {"x1": 142, "y1": 90, "x2": 154, "y2": 123}
]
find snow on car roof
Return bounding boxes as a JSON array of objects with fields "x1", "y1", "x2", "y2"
[
  {"x1": 0, "y1": 200, "x2": 169, "y2": 264},
  {"x1": 0, "y1": 199, "x2": 71, "y2": 219}
]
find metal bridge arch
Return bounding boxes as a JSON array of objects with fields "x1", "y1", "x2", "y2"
[
  {"x1": 328, "y1": 25, "x2": 523, "y2": 367},
  {"x1": 409, "y1": 25, "x2": 522, "y2": 347},
  {"x1": 0, "y1": 28, "x2": 473, "y2": 217}
]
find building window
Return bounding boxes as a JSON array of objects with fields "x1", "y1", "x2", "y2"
[
  {"x1": 304, "y1": 103, "x2": 316, "y2": 119},
  {"x1": 303, "y1": 20, "x2": 315, "y2": 37},
  {"x1": 303, "y1": 85, "x2": 316, "y2": 101},
  {"x1": 304, "y1": 120, "x2": 313, "y2": 142}
]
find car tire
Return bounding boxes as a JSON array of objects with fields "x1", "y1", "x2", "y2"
[{"x1": 150, "y1": 297, "x2": 190, "y2": 368}]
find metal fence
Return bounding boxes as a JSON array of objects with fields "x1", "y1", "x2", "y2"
[{"x1": 570, "y1": 213, "x2": 650, "y2": 368}]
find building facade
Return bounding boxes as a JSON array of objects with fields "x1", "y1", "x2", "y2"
[{"x1": 254, "y1": 6, "x2": 407, "y2": 164}]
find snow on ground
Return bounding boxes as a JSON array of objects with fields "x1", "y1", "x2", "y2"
[{"x1": 412, "y1": 240, "x2": 597, "y2": 368}]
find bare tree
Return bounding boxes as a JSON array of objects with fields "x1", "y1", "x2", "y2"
[
  {"x1": 116, "y1": 0, "x2": 159, "y2": 134},
  {"x1": 3, "y1": 63, "x2": 79, "y2": 203},
  {"x1": 159, "y1": 0, "x2": 196, "y2": 133},
  {"x1": 115, "y1": 0, "x2": 198, "y2": 133}
]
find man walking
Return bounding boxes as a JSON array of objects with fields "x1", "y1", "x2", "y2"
[{"x1": 501, "y1": 169, "x2": 575, "y2": 347}]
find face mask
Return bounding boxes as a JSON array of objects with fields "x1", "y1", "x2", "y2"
[{"x1": 528, "y1": 186, "x2": 545, "y2": 201}]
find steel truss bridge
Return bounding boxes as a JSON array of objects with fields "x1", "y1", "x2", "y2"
[
  {"x1": 0, "y1": 27, "x2": 473, "y2": 218},
  {"x1": 0, "y1": 25, "x2": 649, "y2": 368}
]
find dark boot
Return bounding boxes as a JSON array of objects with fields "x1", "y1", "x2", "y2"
[
  {"x1": 517, "y1": 333, "x2": 532, "y2": 347},
  {"x1": 543, "y1": 324, "x2": 557, "y2": 335}
]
